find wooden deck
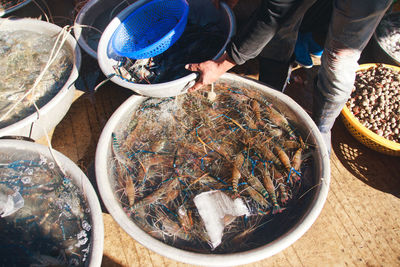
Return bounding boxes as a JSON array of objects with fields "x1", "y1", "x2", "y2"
[{"x1": 8, "y1": 1, "x2": 400, "y2": 266}]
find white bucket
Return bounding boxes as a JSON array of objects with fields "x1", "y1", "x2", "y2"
[
  {"x1": 372, "y1": 12, "x2": 400, "y2": 66},
  {"x1": 97, "y1": 0, "x2": 235, "y2": 97},
  {"x1": 74, "y1": 0, "x2": 137, "y2": 59},
  {"x1": 0, "y1": 139, "x2": 104, "y2": 266},
  {"x1": 0, "y1": 18, "x2": 81, "y2": 140},
  {"x1": 95, "y1": 73, "x2": 331, "y2": 266}
]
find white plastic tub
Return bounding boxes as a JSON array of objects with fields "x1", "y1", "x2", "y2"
[
  {"x1": 74, "y1": 0, "x2": 137, "y2": 59},
  {"x1": 0, "y1": 18, "x2": 81, "y2": 140},
  {"x1": 97, "y1": 0, "x2": 235, "y2": 97},
  {"x1": 95, "y1": 73, "x2": 331, "y2": 266},
  {"x1": 0, "y1": 139, "x2": 104, "y2": 266},
  {"x1": 372, "y1": 12, "x2": 400, "y2": 66}
]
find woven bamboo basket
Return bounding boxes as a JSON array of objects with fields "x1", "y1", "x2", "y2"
[{"x1": 341, "y1": 63, "x2": 400, "y2": 156}]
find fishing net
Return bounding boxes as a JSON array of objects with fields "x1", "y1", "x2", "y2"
[{"x1": 0, "y1": 149, "x2": 92, "y2": 266}]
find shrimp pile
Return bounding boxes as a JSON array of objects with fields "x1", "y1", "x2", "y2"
[
  {"x1": 0, "y1": 30, "x2": 72, "y2": 128},
  {"x1": 111, "y1": 83, "x2": 314, "y2": 253}
]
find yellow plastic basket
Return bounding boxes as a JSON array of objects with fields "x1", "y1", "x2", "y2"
[{"x1": 341, "y1": 63, "x2": 400, "y2": 156}]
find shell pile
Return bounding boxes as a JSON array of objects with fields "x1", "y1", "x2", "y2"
[{"x1": 347, "y1": 64, "x2": 400, "y2": 143}]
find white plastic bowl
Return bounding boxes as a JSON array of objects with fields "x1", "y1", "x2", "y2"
[
  {"x1": 0, "y1": 139, "x2": 104, "y2": 267},
  {"x1": 74, "y1": 0, "x2": 137, "y2": 59},
  {"x1": 372, "y1": 12, "x2": 400, "y2": 66},
  {"x1": 97, "y1": 0, "x2": 235, "y2": 97},
  {"x1": 95, "y1": 73, "x2": 331, "y2": 266},
  {"x1": 0, "y1": 18, "x2": 81, "y2": 140}
]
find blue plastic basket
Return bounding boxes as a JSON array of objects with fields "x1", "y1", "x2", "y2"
[{"x1": 111, "y1": 0, "x2": 189, "y2": 59}]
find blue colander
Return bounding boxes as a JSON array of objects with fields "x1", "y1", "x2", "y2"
[{"x1": 111, "y1": 0, "x2": 189, "y2": 59}]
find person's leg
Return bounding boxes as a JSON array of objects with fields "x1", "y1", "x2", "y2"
[
  {"x1": 294, "y1": 32, "x2": 314, "y2": 68},
  {"x1": 258, "y1": 57, "x2": 294, "y2": 90},
  {"x1": 313, "y1": 0, "x2": 392, "y2": 154},
  {"x1": 294, "y1": 0, "x2": 332, "y2": 67},
  {"x1": 304, "y1": 32, "x2": 324, "y2": 57},
  {"x1": 258, "y1": 0, "x2": 317, "y2": 91}
]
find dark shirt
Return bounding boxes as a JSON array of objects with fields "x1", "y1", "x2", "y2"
[{"x1": 226, "y1": 0, "x2": 302, "y2": 65}]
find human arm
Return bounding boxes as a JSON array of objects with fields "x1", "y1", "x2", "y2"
[
  {"x1": 186, "y1": 0, "x2": 302, "y2": 92},
  {"x1": 227, "y1": 0, "x2": 301, "y2": 65},
  {"x1": 185, "y1": 52, "x2": 236, "y2": 92}
]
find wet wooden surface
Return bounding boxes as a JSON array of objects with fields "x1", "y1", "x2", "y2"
[{"x1": 7, "y1": 1, "x2": 400, "y2": 266}]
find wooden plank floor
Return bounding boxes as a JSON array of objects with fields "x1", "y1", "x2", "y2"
[{"x1": 9, "y1": 1, "x2": 400, "y2": 266}]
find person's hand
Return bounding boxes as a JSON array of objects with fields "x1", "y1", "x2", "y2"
[
  {"x1": 211, "y1": 0, "x2": 239, "y2": 9},
  {"x1": 185, "y1": 52, "x2": 236, "y2": 92}
]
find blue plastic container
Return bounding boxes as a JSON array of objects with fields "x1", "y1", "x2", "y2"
[{"x1": 111, "y1": 0, "x2": 189, "y2": 59}]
